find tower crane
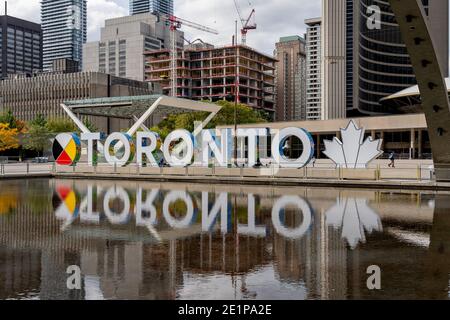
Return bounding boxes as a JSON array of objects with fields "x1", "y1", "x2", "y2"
[
  {"x1": 161, "y1": 14, "x2": 219, "y2": 97},
  {"x1": 233, "y1": 0, "x2": 256, "y2": 45}
]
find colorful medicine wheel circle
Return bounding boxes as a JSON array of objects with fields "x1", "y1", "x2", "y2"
[
  {"x1": 54, "y1": 186, "x2": 79, "y2": 218},
  {"x1": 53, "y1": 133, "x2": 81, "y2": 166}
]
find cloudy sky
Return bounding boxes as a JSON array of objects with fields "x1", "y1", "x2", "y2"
[{"x1": 6, "y1": 0, "x2": 321, "y2": 55}]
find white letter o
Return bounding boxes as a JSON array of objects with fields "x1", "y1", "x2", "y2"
[
  {"x1": 272, "y1": 196, "x2": 312, "y2": 239},
  {"x1": 163, "y1": 130, "x2": 194, "y2": 167},
  {"x1": 272, "y1": 128, "x2": 314, "y2": 168},
  {"x1": 163, "y1": 191, "x2": 195, "y2": 229}
]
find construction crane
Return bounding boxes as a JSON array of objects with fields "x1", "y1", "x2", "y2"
[
  {"x1": 181, "y1": 36, "x2": 206, "y2": 46},
  {"x1": 233, "y1": 0, "x2": 256, "y2": 45},
  {"x1": 161, "y1": 14, "x2": 219, "y2": 97}
]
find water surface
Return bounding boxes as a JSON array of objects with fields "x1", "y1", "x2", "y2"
[{"x1": 0, "y1": 178, "x2": 449, "y2": 300}]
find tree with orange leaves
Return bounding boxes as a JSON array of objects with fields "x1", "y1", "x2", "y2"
[{"x1": 0, "y1": 123, "x2": 19, "y2": 152}]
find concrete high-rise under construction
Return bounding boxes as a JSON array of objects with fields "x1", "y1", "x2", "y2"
[{"x1": 145, "y1": 44, "x2": 276, "y2": 117}]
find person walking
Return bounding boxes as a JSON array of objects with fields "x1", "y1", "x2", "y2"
[
  {"x1": 311, "y1": 156, "x2": 316, "y2": 168},
  {"x1": 388, "y1": 152, "x2": 396, "y2": 168}
]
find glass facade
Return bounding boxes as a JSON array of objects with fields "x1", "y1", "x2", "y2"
[
  {"x1": 0, "y1": 16, "x2": 42, "y2": 79},
  {"x1": 356, "y1": 0, "x2": 430, "y2": 114},
  {"x1": 41, "y1": 0, "x2": 87, "y2": 72},
  {"x1": 130, "y1": 0, "x2": 174, "y2": 16}
]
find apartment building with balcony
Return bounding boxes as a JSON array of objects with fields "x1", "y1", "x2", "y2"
[{"x1": 145, "y1": 44, "x2": 277, "y2": 116}]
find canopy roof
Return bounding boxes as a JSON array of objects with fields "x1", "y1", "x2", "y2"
[
  {"x1": 64, "y1": 95, "x2": 221, "y2": 120},
  {"x1": 381, "y1": 78, "x2": 450, "y2": 104}
]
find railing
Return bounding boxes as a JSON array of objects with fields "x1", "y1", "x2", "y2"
[
  {"x1": 0, "y1": 161, "x2": 437, "y2": 183},
  {"x1": 0, "y1": 162, "x2": 54, "y2": 177},
  {"x1": 53, "y1": 162, "x2": 437, "y2": 183}
]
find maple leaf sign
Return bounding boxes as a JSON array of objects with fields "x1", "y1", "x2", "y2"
[{"x1": 323, "y1": 120, "x2": 383, "y2": 169}]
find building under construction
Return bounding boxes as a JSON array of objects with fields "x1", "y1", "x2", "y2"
[{"x1": 144, "y1": 44, "x2": 277, "y2": 117}]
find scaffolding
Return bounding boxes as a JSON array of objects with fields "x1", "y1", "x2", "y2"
[{"x1": 145, "y1": 45, "x2": 276, "y2": 115}]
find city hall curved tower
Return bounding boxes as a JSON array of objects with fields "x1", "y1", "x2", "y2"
[{"x1": 354, "y1": 0, "x2": 448, "y2": 115}]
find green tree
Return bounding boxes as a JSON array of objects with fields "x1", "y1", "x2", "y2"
[
  {"x1": 208, "y1": 100, "x2": 268, "y2": 128},
  {"x1": 82, "y1": 118, "x2": 98, "y2": 132},
  {"x1": 0, "y1": 110, "x2": 18, "y2": 128},
  {"x1": 22, "y1": 124, "x2": 52, "y2": 156},
  {"x1": 30, "y1": 114, "x2": 48, "y2": 128},
  {"x1": 152, "y1": 100, "x2": 267, "y2": 139},
  {"x1": 41, "y1": 117, "x2": 97, "y2": 134},
  {"x1": 46, "y1": 118, "x2": 77, "y2": 133}
]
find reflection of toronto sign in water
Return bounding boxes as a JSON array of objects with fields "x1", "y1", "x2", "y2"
[
  {"x1": 53, "y1": 120, "x2": 383, "y2": 169},
  {"x1": 54, "y1": 185, "x2": 382, "y2": 248},
  {"x1": 325, "y1": 198, "x2": 383, "y2": 249}
]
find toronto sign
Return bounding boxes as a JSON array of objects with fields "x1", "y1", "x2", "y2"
[{"x1": 53, "y1": 120, "x2": 383, "y2": 169}]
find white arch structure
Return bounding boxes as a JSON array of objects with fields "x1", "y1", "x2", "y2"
[
  {"x1": 61, "y1": 95, "x2": 221, "y2": 155},
  {"x1": 388, "y1": 0, "x2": 450, "y2": 181}
]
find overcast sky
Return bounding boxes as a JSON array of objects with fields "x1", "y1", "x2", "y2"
[{"x1": 6, "y1": 0, "x2": 321, "y2": 55}]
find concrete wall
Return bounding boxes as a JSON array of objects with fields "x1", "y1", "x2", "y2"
[
  {"x1": 83, "y1": 13, "x2": 183, "y2": 82},
  {"x1": 126, "y1": 36, "x2": 146, "y2": 81},
  {"x1": 58, "y1": 164, "x2": 433, "y2": 182},
  {"x1": 83, "y1": 42, "x2": 100, "y2": 74}
]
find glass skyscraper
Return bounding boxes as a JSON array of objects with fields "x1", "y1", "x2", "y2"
[
  {"x1": 130, "y1": 0, "x2": 174, "y2": 16},
  {"x1": 41, "y1": 0, "x2": 87, "y2": 72}
]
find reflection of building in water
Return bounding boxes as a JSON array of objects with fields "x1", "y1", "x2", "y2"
[
  {"x1": 0, "y1": 180, "x2": 445, "y2": 300},
  {"x1": 177, "y1": 234, "x2": 270, "y2": 274},
  {"x1": 420, "y1": 196, "x2": 450, "y2": 300},
  {"x1": 0, "y1": 180, "x2": 88, "y2": 300},
  {"x1": 271, "y1": 189, "x2": 433, "y2": 300},
  {"x1": 0, "y1": 249, "x2": 41, "y2": 300},
  {"x1": 80, "y1": 242, "x2": 177, "y2": 300},
  {"x1": 272, "y1": 200, "x2": 348, "y2": 300},
  {"x1": 40, "y1": 250, "x2": 85, "y2": 300}
]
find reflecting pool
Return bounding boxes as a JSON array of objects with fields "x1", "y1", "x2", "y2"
[{"x1": 0, "y1": 178, "x2": 449, "y2": 300}]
